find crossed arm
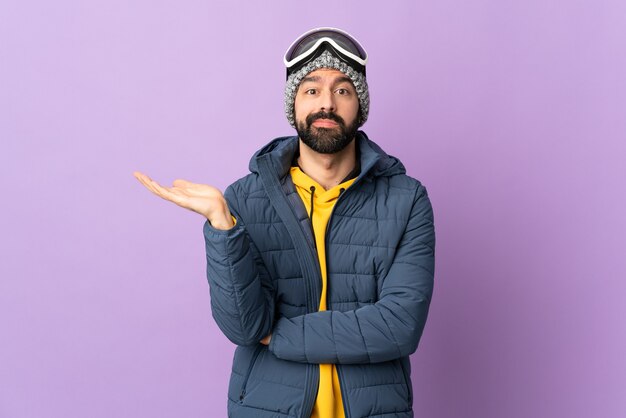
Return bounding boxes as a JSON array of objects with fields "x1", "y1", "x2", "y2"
[{"x1": 268, "y1": 185, "x2": 435, "y2": 364}]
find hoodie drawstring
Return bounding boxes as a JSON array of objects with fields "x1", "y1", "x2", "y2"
[{"x1": 309, "y1": 186, "x2": 316, "y2": 220}]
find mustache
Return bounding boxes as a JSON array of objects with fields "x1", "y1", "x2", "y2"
[{"x1": 306, "y1": 111, "x2": 345, "y2": 127}]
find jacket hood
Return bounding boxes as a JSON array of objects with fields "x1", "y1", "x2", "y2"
[{"x1": 248, "y1": 131, "x2": 406, "y2": 180}]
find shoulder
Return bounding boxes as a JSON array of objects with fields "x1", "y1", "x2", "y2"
[
  {"x1": 369, "y1": 173, "x2": 434, "y2": 226},
  {"x1": 226, "y1": 172, "x2": 263, "y2": 199},
  {"x1": 223, "y1": 173, "x2": 268, "y2": 221},
  {"x1": 386, "y1": 172, "x2": 424, "y2": 191},
  {"x1": 393, "y1": 173, "x2": 432, "y2": 209},
  {"x1": 371, "y1": 171, "x2": 429, "y2": 202}
]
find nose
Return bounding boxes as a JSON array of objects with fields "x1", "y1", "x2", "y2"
[{"x1": 318, "y1": 89, "x2": 336, "y2": 113}]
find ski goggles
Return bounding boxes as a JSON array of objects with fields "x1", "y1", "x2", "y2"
[{"x1": 284, "y1": 27, "x2": 368, "y2": 76}]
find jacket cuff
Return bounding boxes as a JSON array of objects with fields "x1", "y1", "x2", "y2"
[
  {"x1": 203, "y1": 218, "x2": 248, "y2": 266},
  {"x1": 202, "y1": 216, "x2": 238, "y2": 234}
]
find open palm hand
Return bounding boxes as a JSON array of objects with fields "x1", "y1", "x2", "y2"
[{"x1": 133, "y1": 171, "x2": 234, "y2": 229}]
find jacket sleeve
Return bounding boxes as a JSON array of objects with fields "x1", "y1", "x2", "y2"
[
  {"x1": 268, "y1": 183, "x2": 435, "y2": 364},
  {"x1": 204, "y1": 183, "x2": 275, "y2": 346}
]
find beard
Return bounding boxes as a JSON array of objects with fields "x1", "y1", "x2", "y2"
[{"x1": 296, "y1": 110, "x2": 359, "y2": 154}]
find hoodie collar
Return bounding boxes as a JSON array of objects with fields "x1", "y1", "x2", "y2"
[{"x1": 290, "y1": 139, "x2": 361, "y2": 184}]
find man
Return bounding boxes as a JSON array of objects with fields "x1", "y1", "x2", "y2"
[{"x1": 134, "y1": 27, "x2": 435, "y2": 418}]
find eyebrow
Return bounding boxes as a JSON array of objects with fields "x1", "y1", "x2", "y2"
[
  {"x1": 300, "y1": 75, "x2": 355, "y2": 86},
  {"x1": 334, "y1": 76, "x2": 353, "y2": 85},
  {"x1": 301, "y1": 75, "x2": 321, "y2": 84}
]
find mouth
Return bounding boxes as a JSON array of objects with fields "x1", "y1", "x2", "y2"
[{"x1": 311, "y1": 118, "x2": 339, "y2": 128}]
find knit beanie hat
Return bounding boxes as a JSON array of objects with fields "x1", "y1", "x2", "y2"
[{"x1": 283, "y1": 28, "x2": 369, "y2": 128}]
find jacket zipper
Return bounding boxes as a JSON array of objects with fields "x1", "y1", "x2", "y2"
[
  {"x1": 239, "y1": 345, "x2": 263, "y2": 403},
  {"x1": 336, "y1": 365, "x2": 352, "y2": 418},
  {"x1": 257, "y1": 156, "x2": 321, "y2": 418},
  {"x1": 258, "y1": 156, "x2": 321, "y2": 312}
]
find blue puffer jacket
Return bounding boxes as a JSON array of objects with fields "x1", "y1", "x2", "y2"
[{"x1": 203, "y1": 131, "x2": 435, "y2": 418}]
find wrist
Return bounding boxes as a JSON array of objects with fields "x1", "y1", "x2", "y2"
[{"x1": 206, "y1": 203, "x2": 234, "y2": 230}]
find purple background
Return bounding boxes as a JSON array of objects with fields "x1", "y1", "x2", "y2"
[{"x1": 2, "y1": 1, "x2": 625, "y2": 417}]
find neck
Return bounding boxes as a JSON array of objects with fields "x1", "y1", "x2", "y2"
[{"x1": 297, "y1": 138, "x2": 357, "y2": 190}]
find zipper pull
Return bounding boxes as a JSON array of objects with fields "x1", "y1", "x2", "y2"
[{"x1": 239, "y1": 389, "x2": 246, "y2": 402}]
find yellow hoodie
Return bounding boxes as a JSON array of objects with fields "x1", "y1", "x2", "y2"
[{"x1": 290, "y1": 166, "x2": 357, "y2": 418}]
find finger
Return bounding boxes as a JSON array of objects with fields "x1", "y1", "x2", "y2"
[
  {"x1": 134, "y1": 171, "x2": 154, "y2": 182},
  {"x1": 135, "y1": 173, "x2": 194, "y2": 207},
  {"x1": 134, "y1": 173, "x2": 158, "y2": 194},
  {"x1": 135, "y1": 173, "x2": 191, "y2": 210},
  {"x1": 171, "y1": 186, "x2": 203, "y2": 197},
  {"x1": 133, "y1": 171, "x2": 147, "y2": 184},
  {"x1": 164, "y1": 189, "x2": 192, "y2": 207},
  {"x1": 169, "y1": 187, "x2": 189, "y2": 197},
  {"x1": 172, "y1": 178, "x2": 200, "y2": 188},
  {"x1": 134, "y1": 172, "x2": 158, "y2": 189},
  {"x1": 150, "y1": 180, "x2": 187, "y2": 203},
  {"x1": 136, "y1": 173, "x2": 172, "y2": 201},
  {"x1": 138, "y1": 175, "x2": 163, "y2": 197}
]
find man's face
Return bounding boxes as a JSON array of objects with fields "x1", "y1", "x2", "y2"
[{"x1": 294, "y1": 68, "x2": 360, "y2": 154}]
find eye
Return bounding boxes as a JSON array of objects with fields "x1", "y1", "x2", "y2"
[
  {"x1": 336, "y1": 88, "x2": 350, "y2": 95},
  {"x1": 305, "y1": 88, "x2": 317, "y2": 95}
]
